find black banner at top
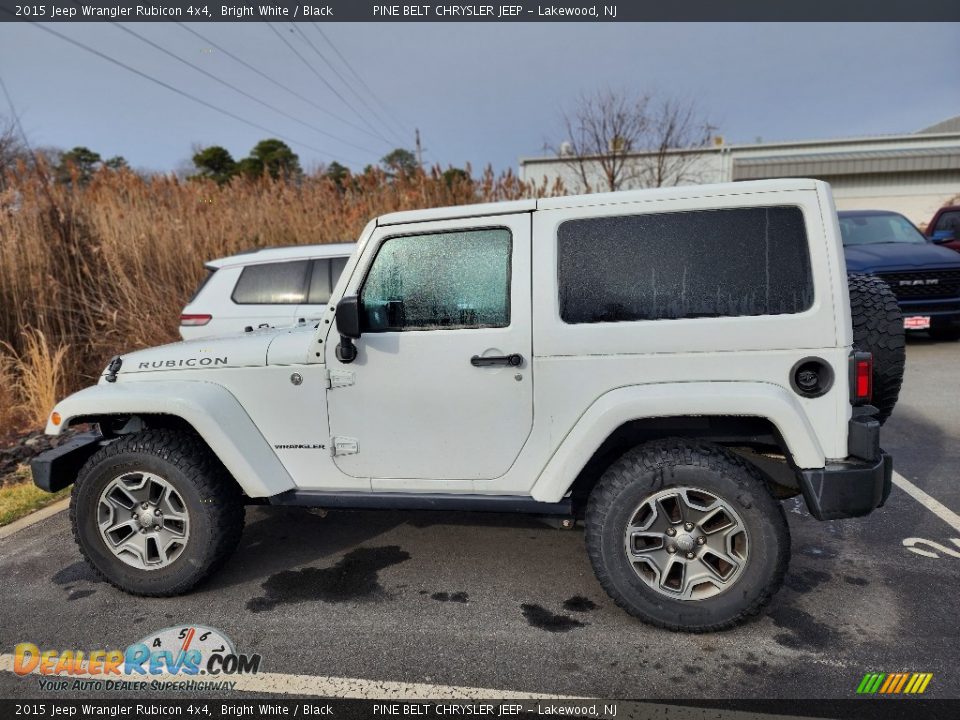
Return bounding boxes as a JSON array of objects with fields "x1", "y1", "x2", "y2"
[{"x1": 0, "y1": 0, "x2": 958, "y2": 22}]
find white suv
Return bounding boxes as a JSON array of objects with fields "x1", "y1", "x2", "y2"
[
  {"x1": 179, "y1": 243, "x2": 354, "y2": 339},
  {"x1": 35, "y1": 180, "x2": 899, "y2": 632}
]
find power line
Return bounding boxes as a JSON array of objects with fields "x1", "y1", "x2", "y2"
[
  {"x1": 111, "y1": 22, "x2": 378, "y2": 156},
  {"x1": 311, "y1": 22, "x2": 411, "y2": 140},
  {"x1": 291, "y1": 22, "x2": 401, "y2": 145},
  {"x1": 14, "y1": 19, "x2": 358, "y2": 164},
  {"x1": 267, "y1": 22, "x2": 391, "y2": 147},
  {"x1": 0, "y1": 73, "x2": 29, "y2": 147},
  {"x1": 289, "y1": 23, "x2": 403, "y2": 146},
  {"x1": 173, "y1": 22, "x2": 385, "y2": 154}
]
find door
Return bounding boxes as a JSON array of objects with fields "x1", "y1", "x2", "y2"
[{"x1": 325, "y1": 214, "x2": 533, "y2": 486}]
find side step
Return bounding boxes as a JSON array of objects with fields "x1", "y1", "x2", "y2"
[{"x1": 267, "y1": 490, "x2": 572, "y2": 515}]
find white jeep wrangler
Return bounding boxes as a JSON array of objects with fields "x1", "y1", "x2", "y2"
[{"x1": 33, "y1": 179, "x2": 895, "y2": 632}]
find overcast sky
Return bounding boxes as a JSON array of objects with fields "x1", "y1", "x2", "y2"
[{"x1": 1, "y1": 22, "x2": 958, "y2": 174}]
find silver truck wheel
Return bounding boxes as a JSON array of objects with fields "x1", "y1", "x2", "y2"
[
  {"x1": 71, "y1": 429, "x2": 244, "y2": 596},
  {"x1": 586, "y1": 438, "x2": 789, "y2": 632},
  {"x1": 97, "y1": 472, "x2": 191, "y2": 570},
  {"x1": 624, "y1": 487, "x2": 748, "y2": 601}
]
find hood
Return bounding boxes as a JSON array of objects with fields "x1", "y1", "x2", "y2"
[
  {"x1": 265, "y1": 323, "x2": 318, "y2": 366},
  {"x1": 104, "y1": 327, "x2": 284, "y2": 379},
  {"x1": 844, "y1": 242, "x2": 960, "y2": 273}
]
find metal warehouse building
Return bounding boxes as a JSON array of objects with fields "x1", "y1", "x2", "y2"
[{"x1": 519, "y1": 116, "x2": 960, "y2": 227}]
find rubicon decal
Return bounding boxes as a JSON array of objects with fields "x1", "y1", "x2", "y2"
[
  {"x1": 857, "y1": 672, "x2": 933, "y2": 695},
  {"x1": 138, "y1": 357, "x2": 228, "y2": 369},
  {"x1": 14, "y1": 625, "x2": 261, "y2": 690}
]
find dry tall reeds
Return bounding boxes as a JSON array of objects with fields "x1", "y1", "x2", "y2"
[
  {"x1": 0, "y1": 350, "x2": 21, "y2": 433},
  {"x1": 1, "y1": 329, "x2": 68, "y2": 428},
  {"x1": 0, "y1": 161, "x2": 564, "y2": 432}
]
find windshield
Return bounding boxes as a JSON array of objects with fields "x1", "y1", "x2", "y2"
[{"x1": 838, "y1": 214, "x2": 928, "y2": 246}]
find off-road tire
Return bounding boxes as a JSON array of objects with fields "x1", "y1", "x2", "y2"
[
  {"x1": 847, "y1": 273, "x2": 905, "y2": 424},
  {"x1": 929, "y1": 319, "x2": 960, "y2": 342},
  {"x1": 585, "y1": 439, "x2": 790, "y2": 632},
  {"x1": 70, "y1": 429, "x2": 244, "y2": 596}
]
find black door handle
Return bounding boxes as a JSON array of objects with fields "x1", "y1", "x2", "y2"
[{"x1": 471, "y1": 353, "x2": 523, "y2": 367}]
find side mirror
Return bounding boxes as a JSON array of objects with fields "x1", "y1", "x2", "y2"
[
  {"x1": 334, "y1": 295, "x2": 361, "y2": 364},
  {"x1": 930, "y1": 230, "x2": 956, "y2": 244},
  {"x1": 336, "y1": 295, "x2": 362, "y2": 338}
]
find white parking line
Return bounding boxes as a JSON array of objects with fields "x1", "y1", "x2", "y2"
[
  {"x1": 892, "y1": 471, "x2": 960, "y2": 533},
  {"x1": 0, "y1": 654, "x2": 580, "y2": 700}
]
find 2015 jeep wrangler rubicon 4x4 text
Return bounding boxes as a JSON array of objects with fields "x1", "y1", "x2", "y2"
[{"x1": 32, "y1": 179, "x2": 896, "y2": 632}]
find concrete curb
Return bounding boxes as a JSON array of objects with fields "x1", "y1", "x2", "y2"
[{"x1": 0, "y1": 497, "x2": 70, "y2": 541}]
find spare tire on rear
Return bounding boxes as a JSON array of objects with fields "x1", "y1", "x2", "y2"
[{"x1": 847, "y1": 273, "x2": 905, "y2": 425}]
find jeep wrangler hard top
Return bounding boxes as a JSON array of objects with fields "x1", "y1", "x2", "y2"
[{"x1": 33, "y1": 179, "x2": 894, "y2": 632}]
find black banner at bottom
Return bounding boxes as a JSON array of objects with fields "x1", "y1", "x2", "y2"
[{"x1": 3, "y1": 699, "x2": 960, "y2": 720}]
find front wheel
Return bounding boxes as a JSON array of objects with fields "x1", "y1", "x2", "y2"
[
  {"x1": 585, "y1": 439, "x2": 790, "y2": 632},
  {"x1": 70, "y1": 429, "x2": 244, "y2": 596}
]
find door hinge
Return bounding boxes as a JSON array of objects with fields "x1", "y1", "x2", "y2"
[
  {"x1": 331, "y1": 436, "x2": 359, "y2": 456},
  {"x1": 326, "y1": 369, "x2": 355, "y2": 389}
]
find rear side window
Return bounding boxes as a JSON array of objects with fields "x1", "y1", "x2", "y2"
[
  {"x1": 331, "y1": 256, "x2": 348, "y2": 290},
  {"x1": 306, "y1": 257, "x2": 350, "y2": 304},
  {"x1": 558, "y1": 206, "x2": 814, "y2": 324},
  {"x1": 231, "y1": 260, "x2": 309, "y2": 305}
]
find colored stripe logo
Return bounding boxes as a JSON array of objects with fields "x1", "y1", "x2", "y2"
[{"x1": 857, "y1": 672, "x2": 933, "y2": 694}]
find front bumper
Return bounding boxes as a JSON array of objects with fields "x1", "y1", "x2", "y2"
[
  {"x1": 898, "y1": 298, "x2": 960, "y2": 319},
  {"x1": 798, "y1": 412, "x2": 892, "y2": 521},
  {"x1": 30, "y1": 431, "x2": 103, "y2": 493}
]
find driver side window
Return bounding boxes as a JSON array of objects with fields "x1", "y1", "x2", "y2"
[{"x1": 360, "y1": 228, "x2": 512, "y2": 332}]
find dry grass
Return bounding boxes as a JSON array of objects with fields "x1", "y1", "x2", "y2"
[
  {"x1": 0, "y1": 351, "x2": 21, "y2": 432},
  {"x1": 1, "y1": 329, "x2": 69, "y2": 428},
  {"x1": 0, "y1": 465, "x2": 70, "y2": 526},
  {"x1": 0, "y1": 161, "x2": 564, "y2": 432}
]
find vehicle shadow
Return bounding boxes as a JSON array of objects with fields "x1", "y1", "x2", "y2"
[
  {"x1": 205, "y1": 505, "x2": 558, "y2": 592},
  {"x1": 203, "y1": 506, "x2": 405, "y2": 592}
]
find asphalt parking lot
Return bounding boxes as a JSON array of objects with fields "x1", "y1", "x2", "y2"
[{"x1": 1, "y1": 337, "x2": 958, "y2": 701}]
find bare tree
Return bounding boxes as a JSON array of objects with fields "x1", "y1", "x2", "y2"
[
  {"x1": 0, "y1": 114, "x2": 25, "y2": 176},
  {"x1": 548, "y1": 90, "x2": 715, "y2": 193},
  {"x1": 634, "y1": 97, "x2": 716, "y2": 189}
]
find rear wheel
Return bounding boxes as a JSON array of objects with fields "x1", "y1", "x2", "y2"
[
  {"x1": 847, "y1": 273, "x2": 905, "y2": 424},
  {"x1": 585, "y1": 439, "x2": 789, "y2": 632},
  {"x1": 70, "y1": 429, "x2": 244, "y2": 596}
]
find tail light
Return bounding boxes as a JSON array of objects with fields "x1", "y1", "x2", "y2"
[
  {"x1": 180, "y1": 314, "x2": 212, "y2": 327},
  {"x1": 850, "y1": 351, "x2": 873, "y2": 405}
]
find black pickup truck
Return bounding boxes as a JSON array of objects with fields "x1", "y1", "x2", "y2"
[{"x1": 840, "y1": 209, "x2": 960, "y2": 341}]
